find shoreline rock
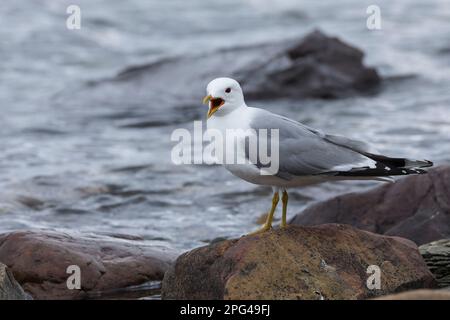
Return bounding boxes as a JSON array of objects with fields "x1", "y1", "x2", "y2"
[
  {"x1": 0, "y1": 263, "x2": 31, "y2": 300},
  {"x1": 0, "y1": 230, "x2": 178, "y2": 300},
  {"x1": 419, "y1": 239, "x2": 450, "y2": 288},
  {"x1": 291, "y1": 166, "x2": 450, "y2": 245},
  {"x1": 162, "y1": 224, "x2": 436, "y2": 300}
]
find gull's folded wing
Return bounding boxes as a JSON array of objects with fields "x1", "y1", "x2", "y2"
[{"x1": 247, "y1": 108, "x2": 432, "y2": 179}]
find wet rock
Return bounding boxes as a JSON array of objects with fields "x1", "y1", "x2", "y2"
[
  {"x1": 0, "y1": 230, "x2": 179, "y2": 300},
  {"x1": 61, "y1": 30, "x2": 380, "y2": 127},
  {"x1": 0, "y1": 263, "x2": 31, "y2": 300},
  {"x1": 374, "y1": 289, "x2": 450, "y2": 300},
  {"x1": 162, "y1": 224, "x2": 435, "y2": 300},
  {"x1": 419, "y1": 239, "x2": 450, "y2": 288},
  {"x1": 291, "y1": 166, "x2": 450, "y2": 245},
  {"x1": 239, "y1": 30, "x2": 380, "y2": 99}
]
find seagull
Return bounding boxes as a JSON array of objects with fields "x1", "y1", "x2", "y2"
[{"x1": 202, "y1": 77, "x2": 433, "y2": 234}]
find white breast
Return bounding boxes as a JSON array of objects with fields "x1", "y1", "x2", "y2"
[
  {"x1": 207, "y1": 106, "x2": 252, "y2": 166},
  {"x1": 206, "y1": 107, "x2": 283, "y2": 186}
]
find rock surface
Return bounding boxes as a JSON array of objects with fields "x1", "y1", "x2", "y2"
[
  {"x1": 0, "y1": 230, "x2": 178, "y2": 299},
  {"x1": 419, "y1": 239, "x2": 450, "y2": 288},
  {"x1": 0, "y1": 263, "x2": 30, "y2": 300},
  {"x1": 375, "y1": 289, "x2": 450, "y2": 300},
  {"x1": 239, "y1": 30, "x2": 380, "y2": 99},
  {"x1": 291, "y1": 166, "x2": 450, "y2": 245},
  {"x1": 162, "y1": 224, "x2": 435, "y2": 300}
]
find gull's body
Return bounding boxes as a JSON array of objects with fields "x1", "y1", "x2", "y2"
[
  {"x1": 208, "y1": 105, "x2": 331, "y2": 188},
  {"x1": 203, "y1": 77, "x2": 433, "y2": 234}
]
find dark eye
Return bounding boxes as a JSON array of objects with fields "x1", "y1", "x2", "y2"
[{"x1": 225, "y1": 87, "x2": 231, "y2": 93}]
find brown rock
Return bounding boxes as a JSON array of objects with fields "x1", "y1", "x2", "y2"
[
  {"x1": 419, "y1": 239, "x2": 450, "y2": 288},
  {"x1": 0, "y1": 230, "x2": 178, "y2": 299},
  {"x1": 375, "y1": 289, "x2": 450, "y2": 300},
  {"x1": 0, "y1": 263, "x2": 31, "y2": 300},
  {"x1": 291, "y1": 166, "x2": 450, "y2": 245},
  {"x1": 162, "y1": 224, "x2": 436, "y2": 300}
]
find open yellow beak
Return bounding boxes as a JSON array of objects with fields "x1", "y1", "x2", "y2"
[
  {"x1": 203, "y1": 95, "x2": 224, "y2": 119},
  {"x1": 202, "y1": 94, "x2": 212, "y2": 105}
]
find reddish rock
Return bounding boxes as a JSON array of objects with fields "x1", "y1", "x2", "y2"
[
  {"x1": 162, "y1": 224, "x2": 436, "y2": 300},
  {"x1": 0, "y1": 230, "x2": 178, "y2": 299},
  {"x1": 291, "y1": 166, "x2": 450, "y2": 245}
]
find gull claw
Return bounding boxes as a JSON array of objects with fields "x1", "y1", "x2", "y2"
[{"x1": 247, "y1": 225, "x2": 272, "y2": 236}]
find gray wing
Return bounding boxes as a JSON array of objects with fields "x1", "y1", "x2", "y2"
[{"x1": 247, "y1": 109, "x2": 375, "y2": 179}]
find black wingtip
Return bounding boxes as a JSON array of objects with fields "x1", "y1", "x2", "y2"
[{"x1": 424, "y1": 160, "x2": 434, "y2": 168}]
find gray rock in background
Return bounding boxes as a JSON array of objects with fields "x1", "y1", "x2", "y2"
[
  {"x1": 0, "y1": 263, "x2": 31, "y2": 300},
  {"x1": 420, "y1": 239, "x2": 450, "y2": 288},
  {"x1": 239, "y1": 29, "x2": 380, "y2": 99},
  {"x1": 58, "y1": 30, "x2": 380, "y2": 128}
]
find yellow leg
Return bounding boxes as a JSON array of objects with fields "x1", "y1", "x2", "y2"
[
  {"x1": 249, "y1": 191, "x2": 279, "y2": 235},
  {"x1": 281, "y1": 190, "x2": 288, "y2": 229}
]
